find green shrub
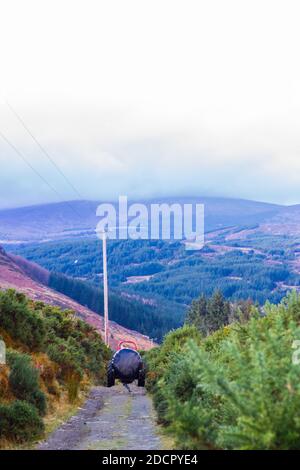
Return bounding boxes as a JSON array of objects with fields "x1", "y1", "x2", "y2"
[
  {"x1": 0, "y1": 290, "x2": 46, "y2": 350},
  {"x1": 0, "y1": 400, "x2": 44, "y2": 442},
  {"x1": 42, "y1": 306, "x2": 111, "y2": 400},
  {"x1": 43, "y1": 306, "x2": 111, "y2": 383},
  {"x1": 46, "y1": 337, "x2": 85, "y2": 379},
  {"x1": 146, "y1": 325, "x2": 201, "y2": 391},
  {"x1": 147, "y1": 292, "x2": 300, "y2": 450},
  {"x1": 30, "y1": 390, "x2": 47, "y2": 416},
  {"x1": 0, "y1": 289, "x2": 110, "y2": 389},
  {"x1": 0, "y1": 289, "x2": 111, "y2": 446},
  {"x1": 8, "y1": 352, "x2": 47, "y2": 416},
  {"x1": 145, "y1": 325, "x2": 201, "y2": 423}
]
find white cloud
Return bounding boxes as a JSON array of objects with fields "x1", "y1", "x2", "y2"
[{"x1": 0, "y1": 0, "x2": 300, "y2": 207}]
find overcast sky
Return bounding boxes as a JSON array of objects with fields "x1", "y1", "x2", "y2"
[{"x1": 0, "y1": 0, "x2": 300, "y2": 208}]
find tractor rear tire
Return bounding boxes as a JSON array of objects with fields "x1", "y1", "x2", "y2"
[
  {"x1": 107, "y1": 363, "x2": 115, "y2": 387},
  {"x1": 138, "y1": 369, "x2": 145, "y2": 387}
]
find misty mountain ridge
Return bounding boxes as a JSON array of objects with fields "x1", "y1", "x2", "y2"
[{"x1": 0, "y1": 196, "x2": 295, "y2": 244}]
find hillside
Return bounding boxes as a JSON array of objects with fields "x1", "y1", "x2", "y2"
[
  {"x1": 0, "y1": 246, "x2": 153, "y2": 350},
  {"x1": 0, "y1": 288, "x2": 110, "y2": 447}
]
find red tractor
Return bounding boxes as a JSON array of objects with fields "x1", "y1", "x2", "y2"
[{"x1": 107, "y1": 341, "x2": 145, "y2": 388}]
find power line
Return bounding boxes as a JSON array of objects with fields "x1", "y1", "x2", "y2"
[
  {"x1": 6, "y1": 100, "x2": 86, "y2": 201},
  {"x1": 0, "y1": 129, "x2": 82, "y2": 219},
  {"x1": 6, "y1": 100, "x2": 97, "y2": 219}
]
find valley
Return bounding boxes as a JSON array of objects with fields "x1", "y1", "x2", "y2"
[{"x1": 1, "y1": 196, "x2": 300, "y2": 342}]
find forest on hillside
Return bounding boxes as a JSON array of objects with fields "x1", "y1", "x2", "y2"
[
  {"x1": 49, "y1": 272, "x2": 182, "y2": 342},
  {"x1": 8, "y1": 231, "x2": 300, "y2": 315}
]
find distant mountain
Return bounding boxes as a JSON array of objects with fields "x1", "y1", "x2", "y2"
[
  {"x1": 0, "y1": 245, "x2": 153, "y2": 350},
  {"x1": 0, "y1": 197, "x2": 286, "y2": 243},
  {"x1": 0, "y1": 200, "x2": 99, "y2": 243}
]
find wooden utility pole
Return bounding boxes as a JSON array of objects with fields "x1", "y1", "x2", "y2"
[
  {"x1": 101, "y1": 224, "x2": 146, "y2": 347},
  {"x1": 102, "y1": 230, "x2": 109, "y2": 347}
]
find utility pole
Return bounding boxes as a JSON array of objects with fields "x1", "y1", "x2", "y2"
[
  {"x1": 102, "y1": 230, "x2": 109, "y2": 347},
  {"x1": 100, "y1": 225, "x2": 147, "y2": 348}
]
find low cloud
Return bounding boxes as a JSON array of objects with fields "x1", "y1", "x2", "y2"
[{"x1": 0, "y1": 1, "x2": 300, "y2": 207}]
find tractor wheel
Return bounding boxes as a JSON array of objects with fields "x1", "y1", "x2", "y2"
[
  {"x1": 138, "y1": 368, "x2": 145, "y2": 387},
  {"x1": 107, "y1": 363, "x2": 115, "y2": 387}
]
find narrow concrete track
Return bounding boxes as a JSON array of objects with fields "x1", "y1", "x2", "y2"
[{"x1": 38, "y1": 384, "x2": 162, "y2": 450}]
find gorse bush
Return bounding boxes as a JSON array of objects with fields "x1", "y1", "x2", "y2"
[
  {"x1": 146, "y1": 325, "x2": 201, "y2": 392},
  {"x1": 145, "y1": 325, "x2": 201, "y2": 424},
  {"x1": 0, "y1": 289, "x2": 111, "y2": 445},
  {"x1": 0, "y1": 290, "x2": 45, "y2": 350},
  {"x1": 0, "y1": 290, "x2": 111, "y2": 386},
  {"x1": 42, "y1": 306, "x2": 110, "y2": 383},
  {"x1": 146, "y1": 291, "x2": 300, "y2": 450},
  {"x1": 8, "y1": 352, "x2": 47, "y2": 416},
  {"x1": 0, "y1": 400, "x2": 44, "y2": 442}
]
